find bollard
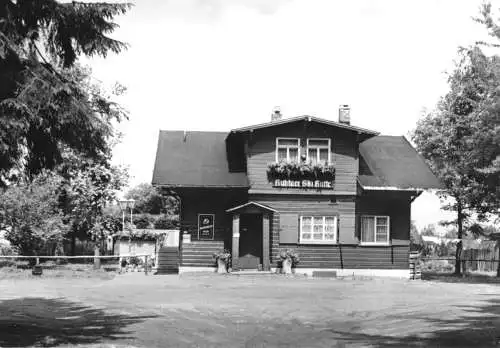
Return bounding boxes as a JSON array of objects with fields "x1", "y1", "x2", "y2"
[{"x1": 145, "y1": 255, "x2": 148, "y2": 275}]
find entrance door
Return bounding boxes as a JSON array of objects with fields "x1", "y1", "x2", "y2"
[{"x1": 239, "y1": 214, "x2": 262, "y2": 269}]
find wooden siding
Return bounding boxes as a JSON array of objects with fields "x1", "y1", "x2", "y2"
[
  {"x1": 250, "y1": 194, "x2": 357, "y2": 264},
  {"x1": 246, "y1": 122, "x2": 358, "y2": 195},
  {"x1": 251, "y1": 193, "x2": 411, "y2": 269},
  {"x1": 179, "y1": 189, "x2": 246, "y2": 244},
  {"x1": 292, "y1": 245, "x2": 408, "y2": 269},
  {"x1": 180, "y1": 240, "x2": 224, "y2": 267},
  {"x1": 356, "y1": 192, "x2": 412, "y2": 246}
]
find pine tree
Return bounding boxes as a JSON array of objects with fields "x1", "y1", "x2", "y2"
[{"x1": 0, "y1": 0, "x2": 131, "y2": 185}]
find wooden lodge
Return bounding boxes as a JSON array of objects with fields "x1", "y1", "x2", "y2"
[{"x1": 152, "y1": 108, "x2": 442, "y2": 277}]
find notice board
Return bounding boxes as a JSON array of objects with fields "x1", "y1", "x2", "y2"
[{"x1": 198, "y1": 214, "x2": 215, "y2": 240}]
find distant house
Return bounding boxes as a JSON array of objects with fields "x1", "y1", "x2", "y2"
[{"x1": 152, "y1": 107, "x2": 442, "y2": 277}]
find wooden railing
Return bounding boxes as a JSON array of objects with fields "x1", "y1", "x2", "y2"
[{"x1": 0, "y1": 254, "x2": 153, "y2": 275}]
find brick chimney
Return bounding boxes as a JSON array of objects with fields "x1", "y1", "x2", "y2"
[
  {"x1": 271, "y1": 106, "x2": 282, "y2": 122},
  {"x1": 339, "y1": 104, "x2": 350, "y2": 125}
]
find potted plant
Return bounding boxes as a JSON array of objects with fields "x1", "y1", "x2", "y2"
[
  {"x1": 278, "y1": 248, "x2": 300, "y2": 274},
  {"x1": 213, "y1": 249, "x2": 231, "y2": 273}
]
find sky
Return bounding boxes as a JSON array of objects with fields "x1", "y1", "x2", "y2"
[{"x1": 84, "y1": 0, "x2": 494, "y2": 233}]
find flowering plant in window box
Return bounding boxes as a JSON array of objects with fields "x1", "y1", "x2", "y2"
[
  {"x1": 278, "y1": 248, "x2": 300, "y2": 274},
  {"x1": 267, "y1": 162, "x2": 335, "y2": 182},
  {"x1": 213, "y1": 249, "x2": 231, "y2": 273}
]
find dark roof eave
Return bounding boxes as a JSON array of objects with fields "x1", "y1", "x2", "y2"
[
  {"x1": 356, "y1": 178, "x2": 442, "y2": 192},
  {"x1": 152, "y1": 183, "x2": 250, "y2": 189},
  {"x1": 229, "y1": 115, "x2": 379, "y2": 136}
]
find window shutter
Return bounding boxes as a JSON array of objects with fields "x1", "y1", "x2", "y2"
[
  {"x1": 354, "y1": 215, "x2": 361, "y2": 241},
  {"x1": 279, "y1": 213, "x2": 298, "y2": 244}
]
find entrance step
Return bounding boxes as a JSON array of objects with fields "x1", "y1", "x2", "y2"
[
  {"x1": 312, "y1": 270, "x2": 337, "y2": 278},
  {"x1": 231, "y1": 270, "x2": 274, "y2": 275}
]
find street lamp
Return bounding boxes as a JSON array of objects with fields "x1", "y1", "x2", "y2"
[{"x1": 118, "y1": 199, "x2": 136, "y2": 230}]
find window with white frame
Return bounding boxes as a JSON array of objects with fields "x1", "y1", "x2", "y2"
[
  {"x1": 307, "y1": 138, "x2": 330, "y2": 164},
  {"x1": 276, "y1": 138, "x2": 300, "y2": 162},
  {"x1": 300, "y1": 216, "x2": 337, "y2": 244},
  {"x1": 360, "y1": 216, "x2": 390, "y2": 244}
]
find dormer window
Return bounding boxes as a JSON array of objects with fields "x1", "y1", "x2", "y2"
[
  {"x1": 307, "y1": 138, "x2": 330, "y2": 164},
  {"x1": 276, "y1": 138, "x2": 300, "y2": 162}
]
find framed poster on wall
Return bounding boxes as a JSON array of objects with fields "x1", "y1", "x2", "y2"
[{"x1": 198, "y1": 214, "x2": 215, "y2": 240}]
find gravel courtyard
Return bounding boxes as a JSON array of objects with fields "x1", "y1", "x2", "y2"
[{"x1": 0, "y1": 273, "x2": 498, "y2": 347}]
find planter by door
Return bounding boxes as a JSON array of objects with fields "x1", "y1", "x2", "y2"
[
  {"x1": 217, "y1": 258, "x2": 227, "y2": 273},
  {"x1": 282, "y1": 258, "x2": 292, "y2": 274}
]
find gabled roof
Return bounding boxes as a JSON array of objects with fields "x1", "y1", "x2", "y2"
[
  {"x1": 230, "y1": 115, "x2": 379, "y2": 136},
  {"x1": 358, "y1": 136, "x2": 443, "y2": 191},
  {"x1": 152, "y1": 130, "x2": 443, "y2": 192},
  {"x1": 226, "y1": 201, "x2": 277, "y2": 213},
  {"x1": 152, "y1": 131, "x2": 248, "y2": 188}
]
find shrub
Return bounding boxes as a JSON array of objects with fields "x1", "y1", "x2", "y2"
[
  {"x1": 421, "y1": 259, "x2": 454, "y2": 273},
  {"x1": 121, "y1": 258, "x2": 128, "y2": 268},
  {"x1": 0, "y1": 242, "x2": 17, "y2": 256},
  {"x1": 129, "y1": 256, "x2": 143, "y2": 266},
  {"x1": 133, "y1": 214, "x2": 154, "y2": 229},
  {"x1": 154, "y1": 215, "x2": 177, "y2": 229}
]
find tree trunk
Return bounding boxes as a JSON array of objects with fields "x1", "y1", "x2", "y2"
[
  {"x1": 454, "y1": 204, "x2": 464, "y2": 276},
  {"x1": 497, "y1": 241, "x2": 500, "y2": 278},
  {"x1": 71, "y1": 236, "x2": 76, "y2": 256},
  {"x1": 93, "y1": 244, "x2": 101, "y2": 269}
]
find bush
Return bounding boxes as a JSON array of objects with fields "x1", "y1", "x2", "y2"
[
  {"x1": 153, "y1": 215, "x2": 177, "y2": 229},
  {"x1": 421, "y1": 259, "x2": 454, "y2": 273},
  {"x1": 133, "y1": 214, "x2": 154, "y2": 229},
  {"x1": 0, "y1": 242, "x2": 17, "y2": 256},
  {"x1": 128, "y1": 256, "x2": 143, "y2": 266}
]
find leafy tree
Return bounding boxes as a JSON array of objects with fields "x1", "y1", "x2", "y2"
[
  {"x1": 413, "y1": 44, "x2": 500, "y2": 275},
  {"x1": 57, "y1": 154, "x2": 129, "y2": 254},
  {"x1": 124, "y1": 183, "x2": 178, "y2": 215},
  {"x1": 0, "y1": 0, "x2": 131, "y2": 185},
  {"x1": 0, "y1": 172, "x2": 67, "y2": 256},
  {"x1": 410, "y1": 220, "x2": 424, "y2": 252},
  {"x1": 413, "y1": 3, "x2": 500, "y2": 274},
  {"x1": 420, "y1": 225, "x2": 437, "y2": 237}
]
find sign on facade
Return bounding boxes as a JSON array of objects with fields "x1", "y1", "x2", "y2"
[
  {"x1": 198, "y1": 214, "x2": 215, "y2": 240},
  {"x1": 273, "y1": 179, "x2": 334, "y2": 189}
]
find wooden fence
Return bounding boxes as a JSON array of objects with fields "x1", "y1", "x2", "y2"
[
  {"x1": 410, "y1": 251, "x2": 499, "y2": 279},
  {"x1": 0, "y1": 254, "x2": 153, "y2": 275}
]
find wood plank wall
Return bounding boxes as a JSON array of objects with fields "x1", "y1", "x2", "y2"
[
  {"x1": 246, "y1": 122, "x2": 358, "y2": 195},
  {"x1": 179, "y1": 189, "x2": 246, "y2": 245},
  {"x1": 252, "y1": 192, "x2": 411, "y2": 269}
]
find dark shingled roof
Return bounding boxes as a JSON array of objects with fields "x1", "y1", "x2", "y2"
[
  {"x1": 152, "y1": 131, "x2": 442, "y2": 191},
  {"x1": 152, "y1": 131, "x2": 248, "y2": 188},
  {"x1": 358, "y1": 136, "x2": 443, "y2": 190}
]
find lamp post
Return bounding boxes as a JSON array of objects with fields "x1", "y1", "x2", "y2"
[
  {"x1": 118, "y1": 199, "x2": 136, "y2": 230},
  {"x1": 117, "y1": 199, "x2": 135, "y2": 273}
]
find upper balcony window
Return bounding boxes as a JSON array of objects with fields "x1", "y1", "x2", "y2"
[
  {"x1": 276, "y1": 138, "x2": 300, "y2": 163},
  {"x1": 307, "y1": 138, "x2": 330, "y2": 164}
]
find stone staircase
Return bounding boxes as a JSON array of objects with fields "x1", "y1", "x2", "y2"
[
  {"x1": 180, "y1": 240, "x2": 224, "y2": 267},
  {"x1": 155, "y1": 246, "x2": 179, "y2": 274}
]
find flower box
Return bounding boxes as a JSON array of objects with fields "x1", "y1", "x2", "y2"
[{"x1": 267, "y1": 162, "x2": 335, "y2": 182}]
